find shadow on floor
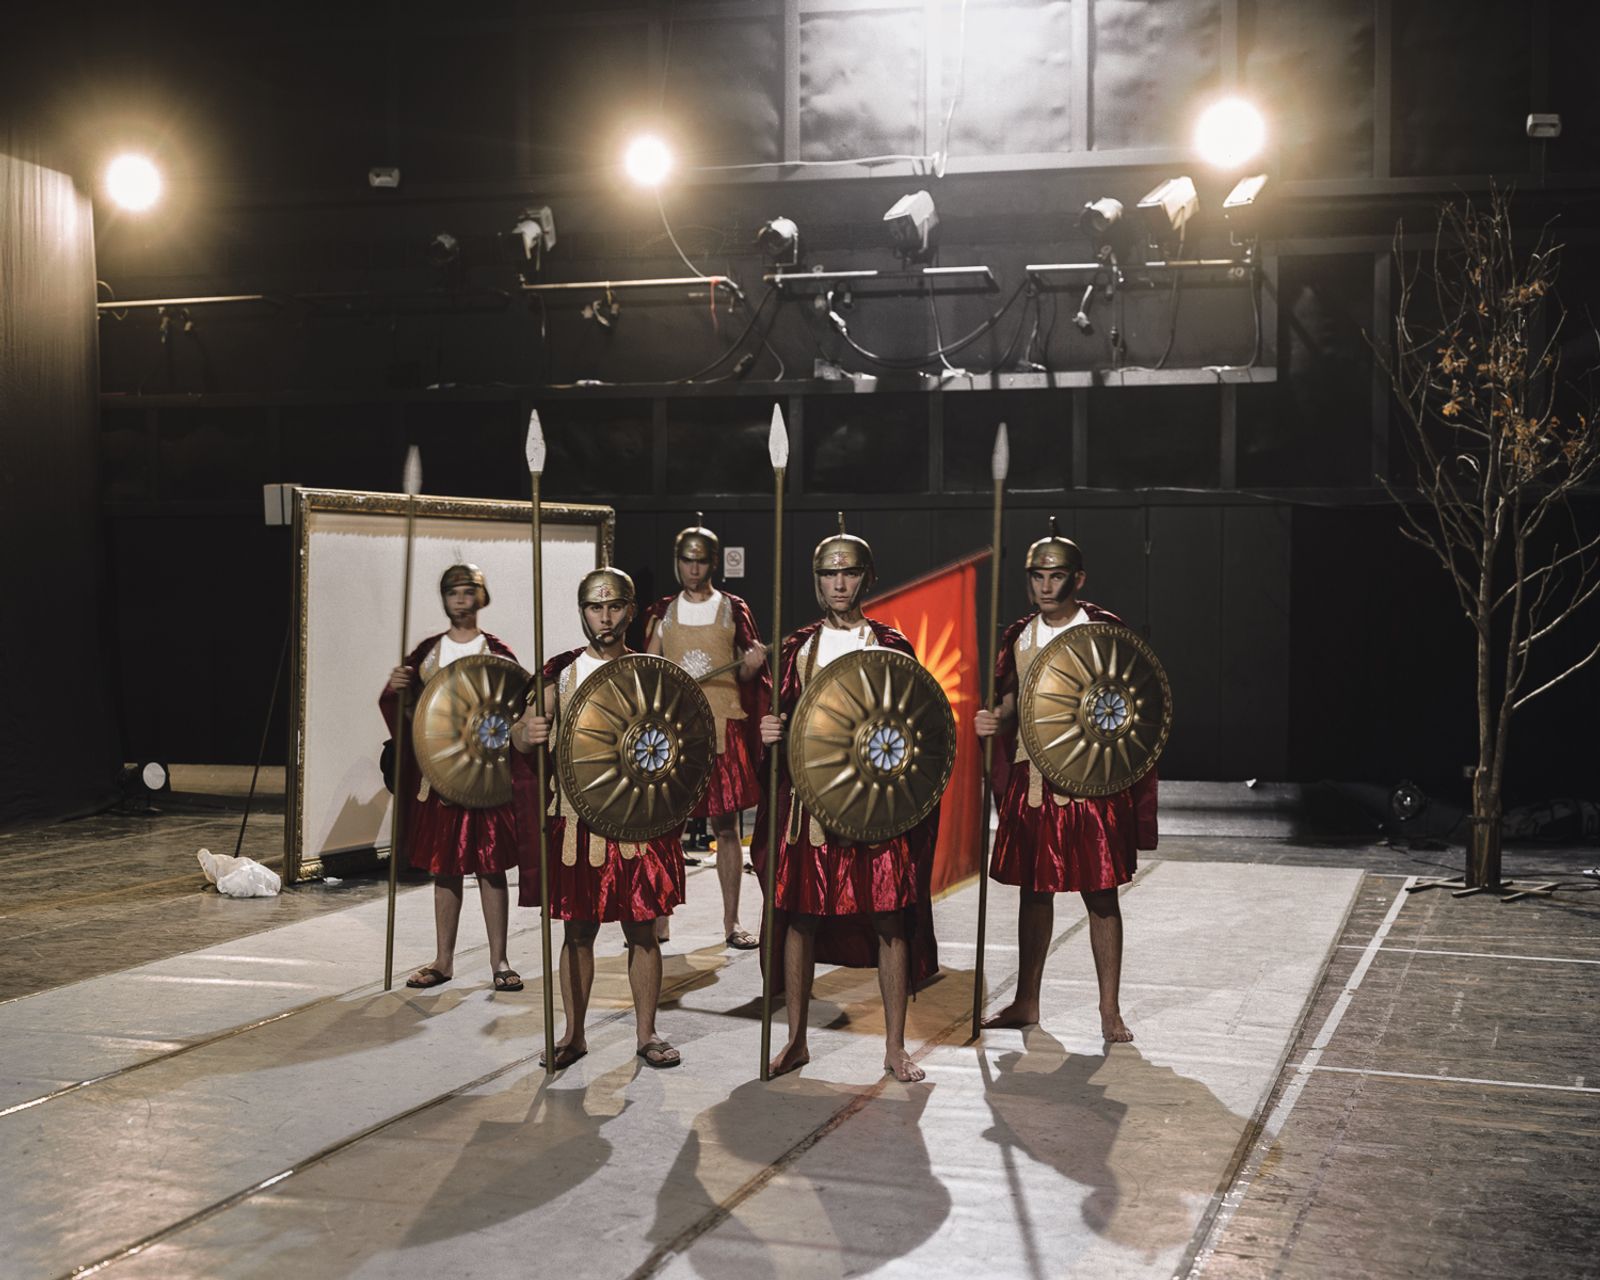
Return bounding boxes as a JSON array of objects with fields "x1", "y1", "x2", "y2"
[
  {"x1": 646, "y1": 1076, "x2": 951, "y2": 1280},
  {"x1": 980, "y1": 1027, "x2": 1245, "y2": 1271}
]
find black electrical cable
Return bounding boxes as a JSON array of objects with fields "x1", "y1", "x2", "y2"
[
  {"x1": 831, "y1": 277, "x2": 1032, "y2": 370},
  {"x1": 670, "y1": 285, "x2": 779, "y2": 384}
]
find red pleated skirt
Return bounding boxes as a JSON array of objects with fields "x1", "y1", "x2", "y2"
[
  {"x1": 518, "y1": 819, "x2": 685, "y2": 923},
  {"x1": 405, "y1": 794, "x2": 520, "y2": 877},
  {"x1": 989, "y1": 760, "x2": 1138, "y2": 894},
  {"x1": 762, "y1": 786, "x2": 919, "y2": 917},
  {"x1": 693, "y1": 718, "x2": 763, "y2": 819}
]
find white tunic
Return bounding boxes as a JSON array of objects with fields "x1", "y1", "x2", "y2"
[
  {"x1": 815, "y1": 621, "x2": 873, "y2": 669},
  {"x1": 438, "y1": 633, "x2": 488, "y2": 667},
  {"x1": 674, "y1": 588, "x2": 723, "y2": 626}
]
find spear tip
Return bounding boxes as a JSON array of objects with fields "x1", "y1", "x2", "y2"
[
  {"x1": 525, "y1": 408, "x2": 547, "y2": 475},
  {"x1": 402, "y1": 445, "x2": 423, "y2": 496},
  {"x1": 991, "y1": 421, "x2": 1010, "y2": 482},
  {"x1": 768, "y1": 403, "x2": 789, "y2": 469}
]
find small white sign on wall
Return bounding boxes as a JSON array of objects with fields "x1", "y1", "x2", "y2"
[{"x1": 723, "y1": 546, "x2": 746, "y2": 578}]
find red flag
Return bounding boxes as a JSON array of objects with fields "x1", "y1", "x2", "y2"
[{"x1": 869, "y1": 551, "x2": 988, "y2": 896}]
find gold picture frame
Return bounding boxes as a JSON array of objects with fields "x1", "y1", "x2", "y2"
[{"x1": 286, "y1": 487, "x2": 615, "y2": 883}]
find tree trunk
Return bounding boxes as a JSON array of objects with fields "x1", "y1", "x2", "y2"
[{"x1": 1467, "y1": 766, "x2": 1503, "y2": 889}]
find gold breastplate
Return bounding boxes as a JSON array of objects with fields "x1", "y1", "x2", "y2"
[{"x1": 659, "y1": 595, "x2": 744, "y2": 754}]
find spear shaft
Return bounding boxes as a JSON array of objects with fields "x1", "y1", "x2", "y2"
[
  {"x1": 971, "y1": 426, "x2": 1007, "y2": 1038},
  {"x1": 527, "y1": 420, "x2": 557, "y2": 1075},
  {"x1": 759, "y1": 409, "x2": 788, "y2": 1081},
  {"x1": 384, "y1": 490, "x2": 417, "y2": 992}
]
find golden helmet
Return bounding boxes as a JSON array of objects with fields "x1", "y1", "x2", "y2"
[
  {"x1": 812, "y1": 512, "x2": 876, "y2": 609},
  {"x1": 1025, "y1": 517, "x2": 1083, "y2": 575},
  {"x1": 578, "y1": 567, "x2": 636, "y2": 608},
  {"x1": 439, "y1": 563, "x2": 490, "y2": 609},
  {"x1": 674, "y1": 512, "x2": 720, "y2": 583}
]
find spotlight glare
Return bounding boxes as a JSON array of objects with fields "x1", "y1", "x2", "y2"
[
  {"x1": 1194, "y1": 97, "x2": 1266, "y2": 169},
  {"x1": 624, "y1": 135, "x2": 673, "y2": 188},
  {"x1": 105, "y1": 154, "x2": 162, "y2": 212}
]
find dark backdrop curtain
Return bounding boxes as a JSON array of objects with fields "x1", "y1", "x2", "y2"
[{"x1": 0, "y1": 151, "x2": 120, "y2": 825}]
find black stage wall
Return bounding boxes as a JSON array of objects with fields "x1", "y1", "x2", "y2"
[
  {"x1": 0, "y1": 150, "x2": 121, "y2": 826},
  {"x1": 7, "y1": 1, "x2": 1593, "y2": 805}
]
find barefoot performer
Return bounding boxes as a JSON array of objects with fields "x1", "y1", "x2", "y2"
[
  {"x1": 643, "y1": 513, "x2": 769, "y2": 952},
  {"x1": 512, "y1": 567, "x2": 689, "y2": 1071},
  {"x1": 755, "y1": 516, "x2": 950, "y2": 1083},
  {"x1": 974, "y1": 521, "x2": 1161, "y2": 1043},
  {"x1": 381, "y1": 559, "x2": 524, "y2": 993}
]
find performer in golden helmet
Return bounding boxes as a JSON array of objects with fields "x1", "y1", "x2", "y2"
[
  {"x1": 380, "y1": 563, "x2": 522, "y2": 992},
  {"x1": 974, "y1": 517, "x2": 1158, "y2": 1042},
  {"x1": 754, "y1": 514, "x2": 941, "y2": 1082},
  {"x1": 511, "y1": 565, "x2": 687, "y2": 1070},
  {"x1": 642, "y1": 514, "x2": 769, "y2": 951}
]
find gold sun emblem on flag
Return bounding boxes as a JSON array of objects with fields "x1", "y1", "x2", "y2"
[{"x1": 892, "y1": 613, "x2": 966, "y2": 712}]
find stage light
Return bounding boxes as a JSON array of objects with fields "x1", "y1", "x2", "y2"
[
  {"x1": 884, "y1": 190, "x2": 940, "y2": 264},
  {"x1": 1193, "y1": 97, "x2": 1266, "y2": 170},
  {"x1": 624, "y1": 134, "x2": 673, "y2": 188},
  {"x1": 1137, "y1": 176, "x2": 1199, "y2": 247},
  {"x1": 105, "y1": 154, "x2": 162, "y2": 212},
  {"x1": 1223, "y1": 173, "x2": 1269, "y2": 245},
  {"x1": 426, "y1": 232, "x2": 461, "y2": 268},
  {"x1": 757, "y1": 216, "x2": 801, "y2": 266},
  {"x1": 499, "y1": 206, "x2": 556, "y2": 274},
  {"x1": 1078, "y1": 197, "x2": 1130, "y2": 261}
]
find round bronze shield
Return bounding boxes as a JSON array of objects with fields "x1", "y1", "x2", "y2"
[
  {"x1": 789, "y1": 648, "x2": 956, "y2": 844},
  {"x1": 1018, "y1": 622, "x2": 1172, "y2": 798},
  {"x1": 411, "y1": 653, "x2": 531, "y2": 808},
  {"x1": 554, "y1": 654, "x2": 717, "y2": 842}
]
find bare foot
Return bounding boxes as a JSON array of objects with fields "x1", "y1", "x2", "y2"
[
  {"x1": 884, "y1": 1049, "x2": 926, "y2": 1083},
  {"x1": 768, "y1": 1042, "x2": 810, "y2": 1078},
  {"x1": 980, "y1": 1002, "x2": 1040, "y2": 1030},
  {"x1": 1101, "y1": 1009, "x2": 1134, "y2": 1043}
]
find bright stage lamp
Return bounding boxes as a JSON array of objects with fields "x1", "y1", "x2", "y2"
[
  {"x1": 624, "y1": 135, "x2": 673, "y2": 188},
  {"x1": 1193, "y1": 97, "x2": 1266, "y2": 170},
  {"x1": 105, "y1": 154, "x2": 162, "y2": 211}
]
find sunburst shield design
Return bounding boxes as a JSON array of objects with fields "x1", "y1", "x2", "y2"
[
  {"x1": 554, "y1": 654, "x2": 717, "y2": 842},
  {"x1": 412, "y1": 654, "x2": 532, "y2": 809},
  {"x1": 1019, "y1": 622, "x2": 1172, "y2": 797},
  {"x1": 788, "y1": 649, "x2": 957, "y2": 844}
]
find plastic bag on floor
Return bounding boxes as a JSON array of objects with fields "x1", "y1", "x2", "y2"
[{"x1": 197, "y1": 847, "x2": 282, "y2": 897}]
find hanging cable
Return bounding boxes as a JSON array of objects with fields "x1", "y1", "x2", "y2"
[
  {"x1": 827, "y1": 278, "x2": 1031, "y2": 370},
  {"x1": 935, "y1": 0, "x2": 971, "y2": 175},
  {"x1": 669, "y1": 285, "x2": 779, "y2": 384}
]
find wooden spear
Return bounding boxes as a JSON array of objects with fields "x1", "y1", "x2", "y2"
[
  {"x1": 384, "y1": 445, "x2": 422, "y2": 991},
  {"x1": 971, "y1": 422, "x2": 1008, "y2": 1038},
  {"x1": 525, "y1": 411, "x2": 557, "y2": 1075},
  {"x1": 759, "y1": 404, "x2": 788, "y2": 1081}
]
